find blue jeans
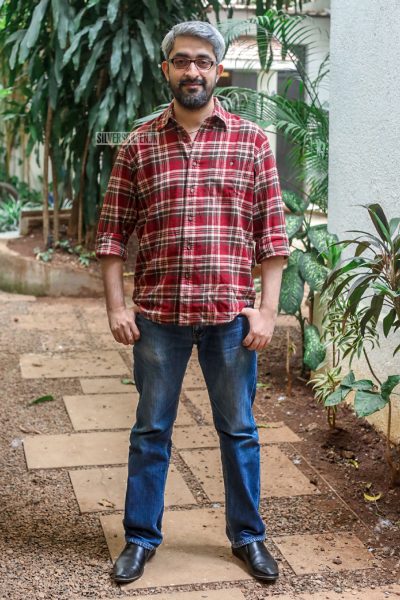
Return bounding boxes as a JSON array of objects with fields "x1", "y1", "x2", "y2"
[{"x1": 123, "y1": 312, "x2": 266, "y2": 550}]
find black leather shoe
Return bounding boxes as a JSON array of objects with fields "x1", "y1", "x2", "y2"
[
  {"x1": 232, "y1": 541, "x2": 279, "y2": 581},
  {"x1": 113, "y1": 542, "x2": 156, "y2": 583}
]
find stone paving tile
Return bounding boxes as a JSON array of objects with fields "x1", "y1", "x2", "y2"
[
  {"x1": 184, "y1": 389, "x2": 213, "y2": 421},
  {"x1": 20, "y1": 350, "x2": 129, "y2": 378},
  {"x1": 182, "y1": 372, "x2": 207, "y2": 390},
  {"x1": 100, "y1": 508, "x2": 252, "y2": 588},
  {"x1": 69, "y1": 464, "x2": 196, "y2": 513},
  {"x1": 269, "y1": 585, "x2": 400, "y2": 600},
  {"x1": 180, "y1": 446, "x2": 319, "y2": 501},
  {"x1": 64, "y1": 393, "x2": 139, "y2": 431},
  {"x1": 172, "y1": 423, "x2": 301, "y2": 449},
  {"x1": 24, "y1": 431, "x2": 129, "y2": 469},
  {"x1": 80, "y1": 377, "x2": 136, "y2": 394},
  {"x1": 80, "y1": 308, "x2": 112, "y2": 334},
  {"x1": 256, "y1": 422, "x2": 302, "y2": 443},
  {"x1": 64, "y1": 393, "x2": 197, "y2": 430},
  {"x1": 0, "y1": 290, "x2": 36, "y2": 302},
  {"x1": 273, "y1": 533, "x2": 374, "y2": 575},
  {"x1": 172, "y1": 425, "x2": 219, "y2": 449},
  {"x1": 92, "y1": 590, "x2": 246, "y2": 600},
  {"x1": 14, "y1": 311, "x2": 80, "y2": 330}
]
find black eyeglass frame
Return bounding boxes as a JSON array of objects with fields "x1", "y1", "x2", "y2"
[{"x1": 167, "y1": 57, "x2": 217, "y2": 71}]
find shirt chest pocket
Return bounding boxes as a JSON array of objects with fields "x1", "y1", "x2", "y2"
[{"x1": 204, "y1": 156, "x2": 252, "y2": 198}]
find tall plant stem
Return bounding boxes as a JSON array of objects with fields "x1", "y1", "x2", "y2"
[
  {"x1": 362, "y1": 348, "x2": 381, "y2": 386},
  {"x1": 50, "y1": 148, "x2": 59, "y2": 244},
  {"x1": 77, "y1": 134, "x2": 91, "y2": 245},
  {"x1": 43, "y1": 103, "x2": 53, "y2": 246}
]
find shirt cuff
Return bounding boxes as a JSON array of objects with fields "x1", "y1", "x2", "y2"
[
  {"x1": 95, "y1": 233, "x2": 128, "y2": 261},
  {"x1": 255, "y1": 237, "x2": 290, "y2": 263}
]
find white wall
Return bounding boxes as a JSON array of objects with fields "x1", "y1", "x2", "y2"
[{"x1": 328, "y1": 0, "x2": 400, "y2": 441}]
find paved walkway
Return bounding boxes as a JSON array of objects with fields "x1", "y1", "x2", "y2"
[{"x1": 1, "y1": 291, "x2": 399, "y2": 599}]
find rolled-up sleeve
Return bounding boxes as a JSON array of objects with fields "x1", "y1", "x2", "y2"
[
  {"x1": 253, "y1": 136, "x2": 290, "y2": 263},
  {"x1": 95, "y1": 140, "x2": 137, "y2": 262}
]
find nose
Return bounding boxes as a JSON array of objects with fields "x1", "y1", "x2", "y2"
[{"x1": 185, "y1": 61, "x2": 201, "y2": 75}]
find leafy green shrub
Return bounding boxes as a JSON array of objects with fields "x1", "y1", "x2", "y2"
[{"x1": 317, "y1": 204, "x2": 400, "y2": 486}]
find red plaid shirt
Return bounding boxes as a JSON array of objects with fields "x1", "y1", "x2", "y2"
[{"x1": 96, "y1": 97, "x2": 289, "y2": 325}]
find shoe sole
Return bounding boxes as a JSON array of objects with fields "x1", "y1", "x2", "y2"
[
  {"x1": 113, "y1": 548, "x2": 156, "y2": 584},
  {"x1": 232, "y1": 548, "x2": 279, "y2": 582}
]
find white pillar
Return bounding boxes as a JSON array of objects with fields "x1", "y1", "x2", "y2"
[{"x1": 328, "y1": 0, "x2": 400, "y2": 441}]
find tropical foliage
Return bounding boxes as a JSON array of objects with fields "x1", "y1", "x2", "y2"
[
  {"x1": 0, "y1": 0, "x2": 208, "y2": 244},
  {"x1": 315, "y1": 204, "x2": 400, "y2": 485}
]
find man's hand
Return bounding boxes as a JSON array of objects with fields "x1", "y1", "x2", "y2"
[
  {"x1": 240, "y1": 306, "x2": 278, "y2": 351},
  {"x1": 107, "y1": 306, "x2": 140, "y2": 346}
]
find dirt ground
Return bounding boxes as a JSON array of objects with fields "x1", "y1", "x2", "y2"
[
  {"x1": 8, "y1": 227, "x2": 139, "y2": 278},
  {"x1": 0, "y1": 247, "x2": 399, "y2": 599}
]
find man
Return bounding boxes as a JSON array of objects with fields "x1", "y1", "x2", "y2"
[{"x1": 96, "y1": 20, "x2": 290, "y2": 585}]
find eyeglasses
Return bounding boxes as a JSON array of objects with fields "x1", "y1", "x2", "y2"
[{"x1": 168, "y1": 57, "x2": 216, "y2": 71}]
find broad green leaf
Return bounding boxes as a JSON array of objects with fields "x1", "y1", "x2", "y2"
[
  {"x1": 340, "y1": 371, "x2": 355, "y2": 388},
  {"x1": 308, "y1": 224, "x2": 339, "y2": 255},
  {"x1": 9, "y1": 35, "x2": 23, "y2": 70},
  {"x1": 279, "y1": 265, "x2": 304, "y2": 315},
  {"x1": 4, "y1": 30, "x2": 26, "y2": 47},
  {"x1": 324, "y1": 388, "x2": 344, "y2": 406},
  {"x1": 130, "y1": 38, "x2": 143, "y2": 85},
  {"x1": 110, "y1": 29, "x2": 123, "y2": 78},
  {"x1": 287, "y1": 248, "x2": 303, "y2": 268},
  {"x1": 299, "y1": 250, "x2": 329, "y2": 292},
  {"x1": 89, "y1": 17, "x2": 106, "y2": 49},
  {"x1": 121, "y1": 55, "x2": 131, "y2": 82},
  {"x1": 389, "y1": 217, "x2": 400, "y2": 236},
  {"x1": 75, "y1": 37, "x2": 108, "y2": 102},
  {"x1": 354, "y1": 390, "x2": 388, "y2": 417},
  {"x1": 351, "y1": 379, "x2": 375, "y2": 391},
  {"x1": 324, "y1": 257, "x2": 366, "y2": 287},
  {"x1": 285, "y1": 214, "x2": 303, "y2": 240},
  {"x1": 383, "y1": 308, "x2": 397, "y2": 337},
  {"x1": 54, "y1": 39, "x2": 63, "y2": 85},
  {"x1": 380, "y1": 375, "x2": 400, "y2": 401},
  {"x1": 303, "y1": 324, "x2": 326, "y2": 371},
  {"x1": 143, "y1": 0, "x2": 159, "y2": 24},
  {"x1": 48, "y1": 65, "x2": 58, "y2": 109},
  {"x1": 107, "y1": 0, "x2": 120, "y2": 25},
  {"x1": 126, "y1": 78, "x2": 139, "y2": 120},
  {"x1": 62, "y1": 26, "x2": 90, "y2": 67},
  {"x1": 367, "y1": 203, "x2": 391, "y2": 245},
  {"x1": 19, "y1": 0, "x2": 50, "y2": 63},
  {"x1": 282, "y1": 189, "x2": 308, "y2": 214},
  {"x1": 53, "y1": 0, "x2": 70, "y2": 49},
  {"x1": 136, "y1": 19, "x2": 155, "y2": 61},
  {"x1": 369, "y1": 293, "x2": 385, "y2": 323}
]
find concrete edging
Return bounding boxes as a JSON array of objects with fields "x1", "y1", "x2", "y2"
[{"x1": 0, "y1": 240, "x2": 103, "y2": 297}]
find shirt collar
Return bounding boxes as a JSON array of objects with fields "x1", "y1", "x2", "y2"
[{"x1": 156, "y1": 96, "x2": 229, "y2": 131}]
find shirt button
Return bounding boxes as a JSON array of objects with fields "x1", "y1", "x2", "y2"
[
  {"x1": 190, "y1": 187, "x2": 195, "y2": 193},
  {"x1": 229, "y1": 160, "x2": 234, "y2": 165},
  {"x1": 185, "y1": 272, "x2": 190, "y2": 278},
  {"x1": 188, "y1": 215, "x2": 193, "y2": 221},
  {"x1": 193, "y1": 160, "x2": 198, "y2": 166},
  {"x1": 186, "y1": 243, "x2": 192, "y2": 250}
]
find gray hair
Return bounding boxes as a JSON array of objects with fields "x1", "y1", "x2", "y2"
[{"x1": 161, "y1": 21, "x2": 226, "y2": 64}]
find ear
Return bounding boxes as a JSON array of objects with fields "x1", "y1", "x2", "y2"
[{"x1": 161, "y1": 60, "x2": 169, "y2": 81}]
